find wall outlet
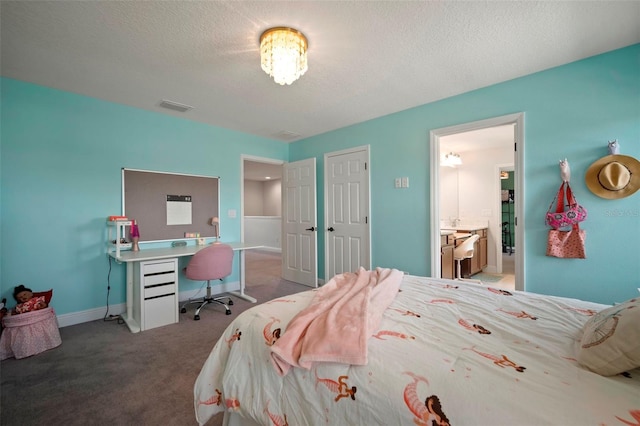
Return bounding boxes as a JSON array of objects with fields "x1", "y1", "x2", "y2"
[
  {"x1": 394, "y1": 178, "x2": 402, "y2": 188},
  {"x1": 401, "y1": 177, "x2": 409, "y2": 188}
]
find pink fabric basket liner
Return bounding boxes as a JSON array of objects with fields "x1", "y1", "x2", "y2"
[{"x1": 0, "y1": 307, "x2": 62, "y2": 360}]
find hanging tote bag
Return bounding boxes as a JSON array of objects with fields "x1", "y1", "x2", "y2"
[
  {"x1": 545, "y1": 182, "x2": 587, "y2": 229},
  {"x1": 546, "y1": 223, "x2": 587, "y2": 259}
]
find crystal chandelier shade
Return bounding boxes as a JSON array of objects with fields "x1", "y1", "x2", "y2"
[{"x1": 260, "y1": 27, "x2": 308, "y2": 85}]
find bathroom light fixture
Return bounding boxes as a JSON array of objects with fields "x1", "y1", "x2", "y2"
[
  {"x1": 442, "y1": 152, "x2": 462, "y2": 167},
  {"x1": 500, "y1": 171, "x2": 509, "y2": 179},
  {"x1": 260, "y1": 27, "x2": 308, "y2": 85}
]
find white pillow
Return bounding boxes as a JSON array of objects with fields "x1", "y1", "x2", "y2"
[{"x1": 577, "y1": 297, "x2": 640, "y2": 376}]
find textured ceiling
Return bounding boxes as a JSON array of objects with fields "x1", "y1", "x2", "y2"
[{"x1": 2, "y1": 1, "x2": 639, "y2": 143}]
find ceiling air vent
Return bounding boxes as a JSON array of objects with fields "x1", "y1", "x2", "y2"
[
  {"x1": 273, "y1": 130, "x2": 301, "y2": 142},
  {"x1": 158, "y1": 99, "x2": 194, "y2": 113}
]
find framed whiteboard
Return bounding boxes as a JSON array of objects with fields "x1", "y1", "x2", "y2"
[{"x1": 122, "y1": 168, "x2": 220, "y2": 242}]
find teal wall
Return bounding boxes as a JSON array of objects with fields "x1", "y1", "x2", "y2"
[
  {"x1": 1, "y1": 45, "x2": 638, "y2": 318},
  {"x1": 0, "y1": 79, "x2": 288, "y2": 315},
  {"x1": 290, "y1": 44, "x2": 640, "y2": 305}
]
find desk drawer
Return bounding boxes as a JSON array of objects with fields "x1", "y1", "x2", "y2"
[
  {"x1": 144, "y1": 282, "x2": 176, "y2": 299},
  {"x1": 144, "y1": 271, "x2": 176, "y2": 287},
  {"x1": 144, "y1": 294, "x2": 177, "y2": 330},
  {"x1": 143, "y1": 260, "x2": 177, "y2": 275}
]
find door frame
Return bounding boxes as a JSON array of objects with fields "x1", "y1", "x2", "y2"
[
  {"x1": 324, "y1": 145, "x2": 372, "y2": 280},
  {"x1": 429, "y1": 113, "x2": 525, "y2": 291},
  {"x1": 495, "y1": 164, "x2": 514, "y2": 274}
]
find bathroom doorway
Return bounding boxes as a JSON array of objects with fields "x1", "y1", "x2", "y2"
[{"x1": 429, "y1": 113, "x2": 525, "y2": 291}]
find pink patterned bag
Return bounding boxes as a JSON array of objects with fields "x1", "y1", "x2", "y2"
[
  {"x1": 546, "y1": 223, "x2": 586, "y2": 259},
  {"x1": 545, "y1": 182, "x2": 587, "y2": 229}
]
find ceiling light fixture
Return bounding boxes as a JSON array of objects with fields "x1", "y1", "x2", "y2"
[
  {"x1": 442, "y1": 152, "x2": 462, "y2": 167},
  {"x1": 260, "y1": 27, "x2": 308, "y2": 85}
]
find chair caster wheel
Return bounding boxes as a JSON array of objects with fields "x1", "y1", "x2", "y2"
[
  {"x1": 228, "y1": 300, "x2": 234, "y2": 306},
  {"x1": 225, "y1": 310, "x2": 231, "y2": 315},
  {"x1": 181, "y1": 307, "x2": 186, "y2": 313},
  {"x1": 194, "y1": 314, "x2": 200, "y2": 321}
]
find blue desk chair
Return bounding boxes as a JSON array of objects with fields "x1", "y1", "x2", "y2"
[{"x1": 180, "y1": 243, "x2": 234, "y2": 320}]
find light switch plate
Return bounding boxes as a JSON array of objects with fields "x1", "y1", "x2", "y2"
[
  {"x1": 394, "y1": 178, "x2": 401, "y2": 188},
  {"x1": 401, "y1": 177, "x2": 409, "y2": 188},
  {"x1": 228, "y1": 209, "x2": 237, "y2": 218}
]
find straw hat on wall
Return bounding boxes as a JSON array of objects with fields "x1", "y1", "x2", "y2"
[{"x1": 585, "y1": 155, "x2": 640, "y2": 199}]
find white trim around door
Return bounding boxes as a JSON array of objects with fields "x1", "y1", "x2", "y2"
[{"x1": 429, "y1": 113, "x2": 525, "y2": 291}]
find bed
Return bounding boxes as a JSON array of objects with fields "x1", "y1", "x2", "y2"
[{"x1": 194, "y1": 271, "x2": 640, "y2": 426}]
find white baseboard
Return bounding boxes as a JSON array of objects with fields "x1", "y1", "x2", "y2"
[
  {"x1": 56, "y1": 281, "x2": 241, "y2": 328},
  {"x1": 57, "y1": 303, "x2": 126, "y2": 328}
]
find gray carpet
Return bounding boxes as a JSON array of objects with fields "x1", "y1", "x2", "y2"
[{"x1": 0, "y1": 250, "x2": 307, "y2": 426}]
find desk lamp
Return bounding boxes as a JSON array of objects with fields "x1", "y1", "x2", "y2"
[{"x1": 210, "y1": 217, "x2": 219, "y2": 243}]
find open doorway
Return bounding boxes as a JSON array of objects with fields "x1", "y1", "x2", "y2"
[
  {"x1": 241, "y1": 156, "x2": 285, "y2": 291},
  {"x1": 429, "y1": 113, "x2": 525, "y2": 291}
]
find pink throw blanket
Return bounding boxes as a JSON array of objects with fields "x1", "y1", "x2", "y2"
[{"x1": 270, "y1": 267, "x2": 403, "y2": 376}]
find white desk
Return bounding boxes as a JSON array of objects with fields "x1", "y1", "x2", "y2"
[{"x1": 109, "y1": 242, "x2": 262, "y2": 333}]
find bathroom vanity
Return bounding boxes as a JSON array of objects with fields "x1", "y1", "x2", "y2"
[{"x1": 441, "y1": 225, "x2": 488, "y2": 278}]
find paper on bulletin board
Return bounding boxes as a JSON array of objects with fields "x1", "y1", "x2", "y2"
[{"x1": 166, "y1": 195, "x2": 192, "y2": 225}]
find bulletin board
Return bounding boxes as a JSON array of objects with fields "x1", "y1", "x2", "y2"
[{"x1": 122, "y1": 168, "x2": 220, "y2": 242}]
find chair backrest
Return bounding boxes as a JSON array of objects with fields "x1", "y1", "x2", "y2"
[
  {"x1": 185, "y1": 243, "x2": 234, "y2": 281},
  {"x1": 454, "y1": 234, "x2": 480, "y2": 260}
]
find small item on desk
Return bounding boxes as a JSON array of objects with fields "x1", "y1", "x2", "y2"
[
  {"x1": 130, "y1": 220, "x2": 140, "y2": 252},
  {"x1": 108, "y1": 215, "x2": 128, "y2": 221},
  {"x1": 196, "y1": 238, "x2": 206, "y2": 246}
]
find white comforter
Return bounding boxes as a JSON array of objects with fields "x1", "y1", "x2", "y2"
[{"x1": 194, "y1": 275, "x2": 640, "y2": 426}]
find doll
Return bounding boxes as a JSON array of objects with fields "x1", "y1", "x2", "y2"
[{"x1": 12, "y1": 285, "x2": 48, "y2": 314}]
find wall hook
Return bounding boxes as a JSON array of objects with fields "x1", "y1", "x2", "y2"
[{"x1": 559, "y1": 158, "x2": 570, "y2": 183}]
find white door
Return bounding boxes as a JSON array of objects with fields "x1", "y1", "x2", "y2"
[
  {"x1": 282, "y1": 158, "x2": 317, "y2": 287},
  {"x1": 325, "y1": 146, "x2": 371, "y2": 279}
]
